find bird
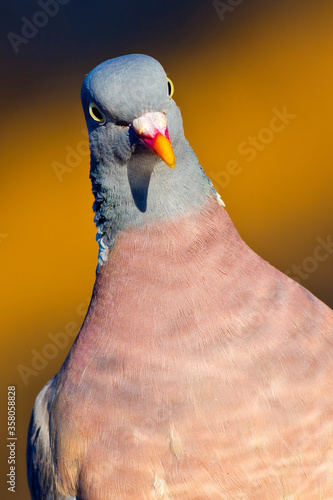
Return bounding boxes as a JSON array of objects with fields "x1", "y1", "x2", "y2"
[{"x1": 27, "y1": 54, "x2": 333, "y2": 499}]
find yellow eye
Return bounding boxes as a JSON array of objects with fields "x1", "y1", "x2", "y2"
[
  {"x1": 167, "y1": 77, "x2": 174, "y2": 99},
  {"x1": 89, "y1": 102, "x2": 106, "y2": 124}
]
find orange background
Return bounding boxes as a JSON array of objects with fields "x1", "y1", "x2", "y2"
[{"x1": 1, "y1": 1, "x2": 332, "y2": 497}]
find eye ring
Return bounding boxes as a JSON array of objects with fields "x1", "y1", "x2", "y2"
[
  {"x1": 89, "y1": 102, "x2": 106, "y2": 124},
  {"x1": 167, "y1": 77, "x2": 174, "y2": 99}
]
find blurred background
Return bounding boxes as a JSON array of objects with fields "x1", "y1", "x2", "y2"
[{"x1": 1, "y1": 0, "x2": 332, "y2": 497}]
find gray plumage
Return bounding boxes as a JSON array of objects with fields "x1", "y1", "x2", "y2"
[
  {"x1": 81, "y1": 54, "x2": 214, "y2": 262},
  {"x1": 27, "y1": 380, "x2": 76, "y2": 500}
]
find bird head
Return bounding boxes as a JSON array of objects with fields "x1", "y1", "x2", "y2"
[{"x1": 81, "y1": 54, "x2": 176, "y2": 170}]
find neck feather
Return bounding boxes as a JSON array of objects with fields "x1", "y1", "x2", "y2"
[{"x1": 91, "y1": 138, "x2": 217, "y2": 266}]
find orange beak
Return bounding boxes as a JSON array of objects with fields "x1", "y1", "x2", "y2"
[
  {"x1": 152, "y1": 134, "x2": 175, "y2": 169},
  {"x1": 132, "y1": 112, "x2": 176, "y2": 169}
]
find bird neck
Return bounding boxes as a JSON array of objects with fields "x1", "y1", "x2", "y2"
[{"x1": 91, "y1": 137, "x2": 217, "y2": 266}]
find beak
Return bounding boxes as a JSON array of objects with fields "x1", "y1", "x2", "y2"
[{"x1": 132, "y1": 112, "x2": 176, "y2": 168}]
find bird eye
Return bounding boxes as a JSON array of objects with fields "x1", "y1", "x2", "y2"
[
  {"x1": 167, "y1": 77, "x2": 174, "y2": 99},
  {"x1": 89, "y1": 102, "x2": 106, "y2": 124}
]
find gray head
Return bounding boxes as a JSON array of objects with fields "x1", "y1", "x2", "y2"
[{"x1": 81, "y1": 54, "x2": 216, "y2": 264}]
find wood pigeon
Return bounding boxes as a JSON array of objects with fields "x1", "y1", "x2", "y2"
[{"x1": 27, "y1": 54, "x2": 333, "y2": 499}]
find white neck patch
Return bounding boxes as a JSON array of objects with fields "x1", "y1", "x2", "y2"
[{"x1": 216, "y1": 192, "x2": 225, "y2": 207}]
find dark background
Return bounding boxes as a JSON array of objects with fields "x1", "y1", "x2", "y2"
[{"x1": 1, "y1": 1, "x2": 332, "y2": 497}]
